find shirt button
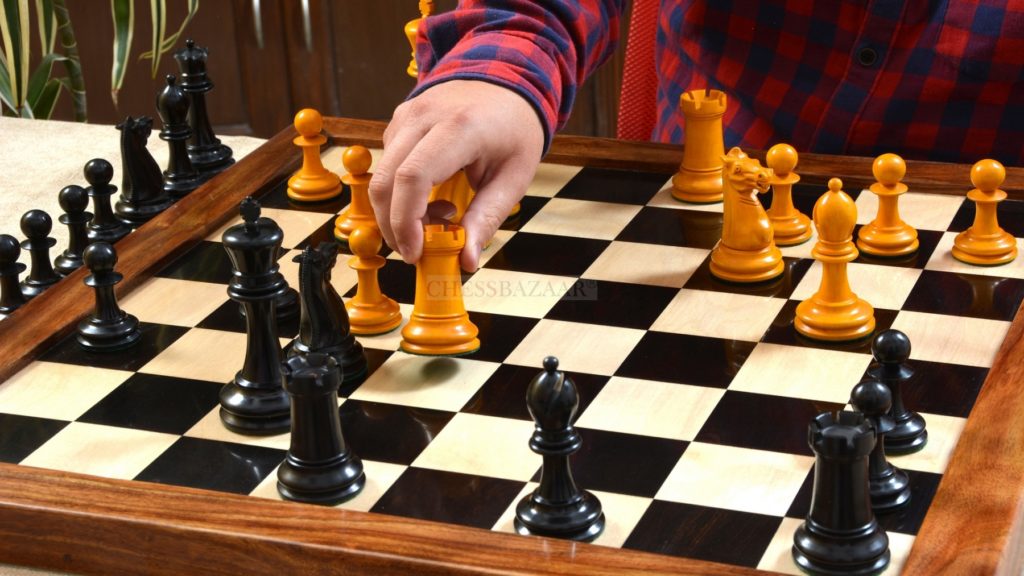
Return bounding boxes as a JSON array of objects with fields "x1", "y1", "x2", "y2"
[{"x1": 857, "y1": 47, "x2": 878, "y2": 67}]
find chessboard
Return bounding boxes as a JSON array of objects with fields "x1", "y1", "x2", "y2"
[{"x1": 1, "y1": 118, "x2": 1024, "y2": 576}]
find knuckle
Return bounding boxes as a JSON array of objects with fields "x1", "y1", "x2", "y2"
[{"x1": 394, "y1": 163, "x2": 427, "y2": 188}]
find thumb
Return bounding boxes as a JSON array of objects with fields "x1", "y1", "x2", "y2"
[{"x1": 458, "y1": 180, "x2": 524, "y2": 272}]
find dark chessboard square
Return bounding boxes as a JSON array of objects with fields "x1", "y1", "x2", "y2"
[
  {"x1": 196, "y1": 299, "x2": 300, "y2": 339},
  {"x1": 343, "y1": 259, "x2": 418, "y2": 305},
  {"x1": 544, "y1": 279, "x2": 679, "y2": 330},
  {"x1": 499, "y1": 195, "x2": 549, "y2": 232},
  {"x1": 684, "y1": 255, "x2": 812, "y2": 299},
  {"x1": 338, "y1": 348, "x2": 393, "y2": 397},
  {"x1": 694, "y1": 391, "x2": 844, "y2": 456},
  {"x1": 865, "y1": 359, "x2": 987, "y2": 419},
  {"x1": 259, "y1": 180, "x2": 351, "y2": 215},
  {"x1": 294, "y1": 214, "x2": 349, "y2": 251},
  {"x1": 616, "y1": 332, "x2": 757, "y2": 388},
  {"x1": 77, "y1": 373, "x2": 222, "y2": 435},
  {"x1": 155, "y1": 240, "x2": 234, "y2": 284},
  {"x1": 135, "y1": 436, "x2": 285, "y2": 495},
  {"x1": 555, "y1": 167, "x2": 669, "y2": 205},
  {"x1": 616, "y1": 206, "x2": 723, "y2": 249},
  {"x1": 762, "y1": 300, "x2": 898, "y2": 354},
  {"x1": 340, "y1": 399, "x2": 454, "y2": 465},
  {"x1": 371, "y1": 466, "x2": 524, "y2": 530},
  {"x1": 556, "y1": 427, "x2": 687, "y2": 497},
  {"x1": 461, "y1": 364, "x2": 608, "y2": 421},
  {"x1": 468, "y1": 312, "x2": 539, "y2": 363},
  {"x1": 482, "y1": 232, "x2": 609, "y2": 277},
  {"x1": 0, "y1": 413, "x2": 69, "y2": 464},
  {"x1": 853, "y1": 228, "x2": 942, "y2": 270},
  {"x1": 902, "y1": 270, "x2": 1024, "y2": 321},
  {"x1": 949, "y1": 196, "x2": 1024, "y2": 236},
  {"x1": 39, "y1": 322, "x2": 189, "y2": 372},
  {"x1": 624, "y1": 500, "x2": 782, "y2": 568}
]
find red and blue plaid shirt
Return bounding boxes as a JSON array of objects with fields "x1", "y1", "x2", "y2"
[{"x1": 412, "y1": 0, "x2": 1024, "y2": 165}]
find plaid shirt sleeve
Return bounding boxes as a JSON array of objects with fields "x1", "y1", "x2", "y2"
[{"x1": 411, "y1": 1, "x2": 625, "y2": 152}]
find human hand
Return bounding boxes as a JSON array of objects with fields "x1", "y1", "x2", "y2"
[{"x1": 369, "y1": 80, "x2": 544, "y2": 271}]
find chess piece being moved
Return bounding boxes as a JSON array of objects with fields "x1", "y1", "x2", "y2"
[
  {"x1": 404, "y1": 0, "x2": 434, "y2": 77},
  {"x1": 857, "y1": 153, "x2": 919, "y2": 257},
  {"x1": 765, "y1": 143, "x2": 811, "y2": 246},
  {"x1": 157, "y1": 75, "x2": 202, "y2": 198},
  {"x1": 277, "y1": 353, "x2": 365, "y2": 505},
  {"x1": 174, "y1": 39, "x2": 234, "y2": 177},
  {"x1": 671, "y1": 89, "x2": 727, "y2": 203},
  {"x1": 334, "y1": 145, "x2": 377, "y2": 242},
  {"x1": 851, "y1": 379, "x2": 911, "y2": 511},
  {"x1": 19, "y1": 210, "x2": 61, "y2": 299},
  {"x1": 952, "y1": 159, "x2": 1017, "y2": 266},
  {"x1": 795, "y1": 178, "x2": 875, "y2": 341},
  {"x1": 868, "y1": 329, "x2": 927, "y2": 454},
  {"x1": 85, "y1": 159, "x2": 131, "y2": 245},
  {"x1": 287, "y1": 109, "x2": 342, "y2": 203},
  {"x1": 219, "y1": 198, "x2": 290, "y2": 435},
  {"x1": 710, "y1": 147, "x2": 784, "y2": 283},
  {"x1": 77, "y1": 242, "x2": 141, "y2": 352},
  {"x1": 113, "y1": 116, "x2": 173, "y2": 225},
  {"x1": 0, "y1": 235, "x2": 27, "y2": 314},
  {"x1": 54, "y1": 185, "x2": 91, "y2": 276},
  {"x1": 289, "y1": 242, "x2": 368, "y2": 385},
  {"x1": 515, "y1": 356, "x2": 605, "y2": 542},
  {"x1": 792, "y1": 411, "x2": 890, "y2": 575},
  {"x1": 346, "y1": 226, "x2": 402, "y2": 335},
  {"x1": 400, "y1": 224, "x2": 479, "y2": 356}
]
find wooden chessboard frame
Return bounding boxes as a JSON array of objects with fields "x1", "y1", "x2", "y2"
[{"x1": 1, "y1": 118, "x2": 1023, "y2": 575}]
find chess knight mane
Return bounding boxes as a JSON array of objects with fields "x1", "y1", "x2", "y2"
[
  {"x1": 295, "y1": 243, "x2": 341, "y2": 350},
  {"x1": 720, "y1": 147, "x2": 773, "y2": 250},
  {"x1": 116, "y1": 116, "x2": 163, "y2": 203}
]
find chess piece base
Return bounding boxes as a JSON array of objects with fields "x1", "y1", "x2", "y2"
[
  {"x1": 287, "y1": 176, "x2": 342, "y2": 203},
  {"x1": 20, "y1": 278, "x2": 60, "y2": 300},
  {"x1": 952, "y1": 228, "x2": 1017, "y2": 266},
  {"x1": 347, "y1": 300, "x2": 403, "y2": 335},
  {"x1": 710, "y1": 243, "x2": 784, "y2": 283},
  {"x1": 770, "y1": 212, "x2": 813, "y2": 246},
  {"x1": 55, "y1": 254, "x2": 84, "y2": 277},
  {"x1": 792, "y1": 519, "x2": 890, "y2": 576},
  {"x1": 400, "y1": 314, "x2": 480, "y2": 356},
  {"x1": 189, "y1": 145, "x2": 235, "y2": 176},
  {"x1": 795, "y1": 297, "x2": 876, "y2": 342},
  {"x1": 115, "y1": 197, "x2": 175, "y2": 226},
  {"x1": 885, "y1": 421, "x2": 928, "y2": 455},
  {"x1": 288, "y1": 340, "x2": 368, "y2": 385},
  {"x1": 870, "y1": 466, "x2": 911, "y2": 512},
  {"x1": 671, "y1": 169, "x2": 723, "y2": 204},
  {"x1": 277, "y1": 452, "x2": 365, "y2": 505},
  {"x1": 218, "y1": 380, "x2": 290, "y2": 435},
  {"x1": 514, "y1": 492, "x2": 605, "y2": 543},
  {"x1": 76, "y1": 314, "x2": 142, "y2": 352},
  {"x1": 333, "y1": 208, "x2": 377, "y2": 243},
  {"x1": 857, "y1": 223, "x2": 919, "y2": 257},
  {"x1": 87, "y1": 227, "x2": 131, "y2": 245}
]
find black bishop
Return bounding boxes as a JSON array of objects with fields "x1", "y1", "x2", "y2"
[{"x1": 157, "y1": 75, "x2": 201, "y2": 198}]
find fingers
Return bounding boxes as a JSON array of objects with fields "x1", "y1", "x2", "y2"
[
  {"x1": 368, "y1": 122, "x2": 427, "y2": 251},
  {"x1": 458, "y1": 163, "x2": 534, "y2": 272}
]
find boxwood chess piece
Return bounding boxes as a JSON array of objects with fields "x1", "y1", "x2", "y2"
[
  {"x1": 0, "y1": 235, "x2": 27, "y2": 314},
  {"x1": 77, "y1": 242, "x2": 141, "y2": 352},
  {"x1": 19, "y1": 210, "x2": 62, "y2": 300},
  {"x1": 868, "y1": 329, "x2": 927, "y2": 454},
  {"x1": 851, "y1": 379, "x2": 911, "y2": 511},
  {"x1": 54, "y1": 185, "x2": 91, "y2": 276},
  {"x1": 515, "y1": 356, "x2": 605, "y2": 542}
]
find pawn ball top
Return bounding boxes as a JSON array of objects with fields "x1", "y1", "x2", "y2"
[
  {"x1": 84, "y1": 242, "x2": 118, "y2": 272},
  {"x1": 765, "y1": 143, "x2": 798, "y2": 176},
  {"x1": 84, "y1": 158, "x2": 114, "y2": 186},
  {"x1": 872, "y1": 329, "x2": 911, "y2": 364},
  {"x1": 827, "y1": 177, "x2": 843, "y2": 192},
  {"x1": 0, "y1": 234, "x2": 20, "y2": 261},
  {"x1": 294, "y1": 108, "x2": 324, "y2": 138},
  {"x1": 20, "y1": 209, "x2": 52, "y2": 237},
  {"x1": 971, "y1": 159, "x2": 1006, "y2": 192},
  {"x1": 349, "y1": 225, "x2": 382, "y2": 257},
  {"x1": 58, "y1": 185, "x2": 89, "y2": 213},
  {"x1": 873, "y1": 153, "x2": 906, "y2": 187},
  {"x1": 543, "y1": 356, "x2": 559, "y2": 373},
  {"x1": 343, "y1": 145, "x2": 372, "y2": 175},
  {"x1": 851, "y1": 379, "x2": 893, "y2": 416}
]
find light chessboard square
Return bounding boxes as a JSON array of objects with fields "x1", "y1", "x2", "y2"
[
  {"x1": 889, "y1": 412, "x2": 966, "y2": 474},
  {"x1": 0, "y1": 362, "x2": 131, "y2": 421},
  {"x1": 924, "y1": 232, "x2": 1024, "y2": 280},
  {"x1": 526, "y1": 163, "x2": 584, "y2": 198},
  {"x1": 184, "y1": 406, "x2": 291, "y2": 451},
  {"x1": 20, "y1": 421, "x2": 178, "y2": 480},
  {"x1": 729, "y1": 343, "x2": 872, "y2": 403},
  {"x1": 890, "y1": 310, "x2": 1010, "y2": 368},
  {"x1": 520, "y1": 198, "x2": 642, "y2": 241},
  {"x1": 791, "y1": 261, "x2": 922, "y2": 311},
  {"x1": 757, "y1": 517, "x2": 916, "y2": 575},
  {"x1": 647, "y1": 182, "x2": 725, "y2": 213},
  {"x1": 349, "y1": 303, "x2": 414, "y2": 352},
  {"x1": 138, "y1": 327, "x2": 249, "y2": 383},
  {"x1": 504, "y1": 319, "x2": 647, "y2": 376},
  {"x1": 121, "y1": 276, "x2": 230, "y2": 327},
  {"x1": 575, "y1": 377, "x2": 725, "y2": 441},
  {"x1": 249, "y1": 459, "x2": 407, "y2": 513},
  {"x1": 582, "y1": 241, "x2": 709, "y2": 288},
  {"x1": 855, "y1": 191, "x2": 964, "y2": 232},
  {"x1": 412, "y1": 412, "x2": 539, "y2": 481},
  {"x1": 652, "y1": 289, "x2": 786, "y2": 342},
  {"x1": 463, "y1": 268, "x2": 576, "y2": 318},
  {"x1": 349, "y1": 353, "x2": 499, "y2": 412}
]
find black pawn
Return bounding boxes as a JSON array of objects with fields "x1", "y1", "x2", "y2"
[
  {"x1": 174, "y1": 39, "x2": 234, "y2": 177},
  {"x1": 84, "y1": 159, "x2": 131, "y2": 244},
  {"x1": 219, "y1": 197, "x2": 290, "y2": 435},
  {"x1": 515, "y1": 356, "x2": 604, "y2": 542},
  {"x1": 288, "y1": 242, "x2": 367, "y2": 384},
  {"x1": 277, "y1": 353, "x2": 365, "y2": 504},
  {"x1": 157, "y1": 75, "x2": 202, "y2": 198},
  {"x1": 114, "y1": 116, "x2": 173, "y2": 225},
  {"x1": 792, "y1": 411, "x2": 890, "y2": 576},
  {"x1": 869, "y1": 329, "x2": 927, "y2": 454},
  {"x1": 54, "y1": 185, "x2": 92, "y2": 276},
  {"x1": 851, "y1": 380, "x2": 912, "y2": 511},
  {"x1": 77, "y1": 242, "x2": 141, "y2": 352},
  {"x1": 0, "y1": 235, "x2": 27, "y2": 314},
  {"x1": 19, "y1": 210, "x2": 62, "y2": 299}
]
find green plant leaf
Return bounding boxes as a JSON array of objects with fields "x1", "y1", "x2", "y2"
[
  {"x1": 109, "y1": 0, "x2": 133, "y2": 106},
  {"x1": 0, "y1": 51, "x2": 15, "y2": 112},
  {"x1": 0, "y1": 0, "x2": 31, "y2": 112},
  {"x1": 29, "y1": 75, "x2": 61, "y2": 118},
  {"x1": 148, "y1": 0, "x2": 165, "y2": 77},
  {"x1": 26, "y1": 51, "x2": 65, "y2": 104},
  {"x1": 140, "y1": 0, "x2": 197, "y2": 60},
  {"x1": 34, "y1": 0, "x2": 55, "y2": 53}
]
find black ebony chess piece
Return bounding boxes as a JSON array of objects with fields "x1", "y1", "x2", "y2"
[
  {"x1": 0, "y1": 234, "x2": 27, "y2": 314},
  {"x1": 114, "y1": 116, "x2": 173, "y2": 225},
  {"x1": 277, "y1": 353, "x2": 365, "y2": 504},
  {"x1": 515, "y1": 356, "x2": 605, "y2": 542},
  {"x1": 868, "y1": 329, "x2": 928, "y2": 455},
  {"x1": 851, "y1": 380, "x2": 911, "y2": 511},
  {"x1": 288, "y1": 242, "x2": 367, "y2": 384},
  {"x1": 84, "y1": 158, "x2": 131, "y2": 244},
  {"x1": 19, "y1": 210, "x2": 61, "y2": 299},
  {"x1": 174, "y1": 39, "x2": 234, "y2": 177},
  {"x1": 157, "y1": 75, "x2": 202, "y2": 198},
  {"x1": 54, "y1": 185, "x2": 92, "y2": 276},
  {"x1": 219, "y1": 197, "x2": 290, "y2": 435},
  {"x1": 792, "y1": 411, "x2": 890, "y2": 576},
  {"x1": 77, "y1": 242, "x2": 141, "y2": 352}
]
